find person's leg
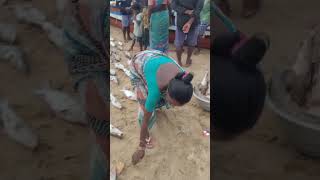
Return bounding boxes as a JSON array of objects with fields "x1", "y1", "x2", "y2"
[
  {"x1": 175, "y1": 28, "x2": 185, "y2": 66},
  {"x1": 139, "y1": 38, "x2": 143, "y2": 51},
  {"x1": 242, "y1": 0, "x2": 261, "y2": 18},
  {"x1": 129, "y1": 38, "x2": 136, "y2": 51},
  {"x1": 127, "y1": 16, "x2": 132, "y2": 40},
  {"x1": 122, "y1": 15, "x2": 128, "y2": 42},
  {"x1": 83, "y1": 80, "x2": 109, "y2": 179},
  {"x1": 185, "y1": 26, "x2": 199, "y2": 67},
  {"x1": 194, "y1": 35, "x2": 201, "y2": 55},
  {"x1": 127, "y1": 27, "x2": 132, "y2": 40}
]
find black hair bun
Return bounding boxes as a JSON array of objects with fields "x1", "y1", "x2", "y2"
[
  {"x1": 182, "y1": 73, "x2": 193, "y2": 84},
  {"x1": 175, "y1": 72, "x2": 185, "y2": 80}
]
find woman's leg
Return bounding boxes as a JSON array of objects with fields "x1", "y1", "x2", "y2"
[
  {"x1": 129, "y1": 38, "x2": 136, "y2": 51},
  {"x1": 139, "y1": 38, "x2": 143, "y2": 51},
  {"x1": 84, "y1": 80, "x2": 109, "y2": 179}
]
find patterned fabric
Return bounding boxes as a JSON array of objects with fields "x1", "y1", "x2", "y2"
[
  {"x1": 149, "y1": 10, "x2": 169, "y2": 53},
  {"x1": 129, "y1": 50, "x2": 173, "y2": 129},
  {"x1": 212, "y1": 1, "x2": 237, "y2": 33},
  {"x1": 149, "y1": 0, "x2": 169, "y2": 53},
  {"x1": 61, "y1": 1, "x2": 108, "y2": 179}
]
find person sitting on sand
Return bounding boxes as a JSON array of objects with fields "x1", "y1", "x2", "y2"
[
  {"x1": 129, "y1": 4, "x2": 144, "y2": 51},
  {"x1": 129, "y1": 49, "x2": 194, "y2": 165},
  {"x1": 213, "y1": 31, "x2": 270, "y2": 138}
]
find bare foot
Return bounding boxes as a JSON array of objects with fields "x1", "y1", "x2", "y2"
[
  {"x1": 194, "y1": 49, "x2": 200, "y2": 55},
  {"x1": 185, "y1": 59, "x2": 192, "y2": 67}
]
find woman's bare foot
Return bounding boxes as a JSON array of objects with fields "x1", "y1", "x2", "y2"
[{"x1": 145, "y1": 136, "x2": 156, "y2": 149}]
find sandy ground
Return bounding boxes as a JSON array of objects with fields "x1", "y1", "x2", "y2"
[
  {"x1": 0, "y1": 1, "x2": 89, "y2": 179},
  {"x1": 110, "y1": 26, "x2": 210, "y2": 180},
  {"x1": 213, "y1": 0, "x2": 320, "y2": 179}
]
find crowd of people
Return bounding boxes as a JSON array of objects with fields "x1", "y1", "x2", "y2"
[{"x1": 116, "y1": 0, "x2": 210, "y2": 67}]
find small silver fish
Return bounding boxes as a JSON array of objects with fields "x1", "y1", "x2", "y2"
[
  {"x1": 110, "y1": 69, "x2": 116, "y2": 76},
  {"x1": 41, "y1": 22, "x2": 65, "y2": 49},
  {"x1": 0, "y1": 44, "x2": 29, "y2": 74},
  {"x1": 121, "y1": 89, "x2": 137, "y2": 101},
  {"x1": 124, "y1": 51, "x2": 131, "y2": 59},
  {"x1": 14, "y1": 3, "x2": 47, "y2": 26},
  {"x1": 199, "y1": 71, "x2": 209, "y2": 95},
  {"x1": 110, "y1": 41, "x2": 116, "y2": 47},
  {"x1": 34, "y1": 86, "x2": 87, "y2": 125},
  {"x1": 110, "y1": 124, "x2": 123, "y2": 138},
  {"x1": 110, "y1": 93, "x2": 122, "y2": 109},
  {"x1": 110, "y1": 168, "x2": 117, "y2": 180},
  {"x1": 0, "y1": 23, "x2": 16, "y2": 44},
  {"x1": 0, "y1": 100, "x2": 38, "y2": 149},
  {"x1": 110, "y1": 37, "x2": 114, "y2": 41},
  {"x1": 117, "y1": 41, "x2": 123, "y2": 46},
  {"x1": 114, "y1": 63, "x2": 133, "y2": 78},
  {"x1": 110, "y1": 75, "x2": 119, "y2": 84}
]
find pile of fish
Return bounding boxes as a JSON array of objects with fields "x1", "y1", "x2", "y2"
[
  {"x1": 0, "y1": 3, "x2": 66, "y2": 74},
  {"x1": 110, "y1": 36, "x2": 137, "y2": 111},
  {"x1": 14, "y1": 3, "x2": 66, "y2": 49},
  {"x1": 286, "y1": 24, "x2": 320, "y2": 118},
  {"x1": 198, "y1": 70, "x2": 210, "y2": 100}
]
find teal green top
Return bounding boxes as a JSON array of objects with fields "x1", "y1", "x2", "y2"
[
  {"x1": 200, "y1": 0, "x2": 210, "y2": 24},
  {"x1": 212, "y1": 1, "x2": 237, "y2": 32},
  {"x1": 143, "y1": 56, "x2": 183, "y2": 112}
]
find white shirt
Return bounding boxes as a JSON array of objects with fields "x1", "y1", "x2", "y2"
[{"x1": 133, "y1": 13, "x2": 143, "y2": 37}]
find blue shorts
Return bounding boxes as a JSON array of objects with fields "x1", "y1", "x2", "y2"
[
  {"x1": 174, "y1": 25, "x2": 200, "y2": 48},
  {"x1": 198, "y1": 23, "x2": 209, "y2": 37},
  {"x1": 122, "y1": 15, "x2": 130, "y2": 28}
]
